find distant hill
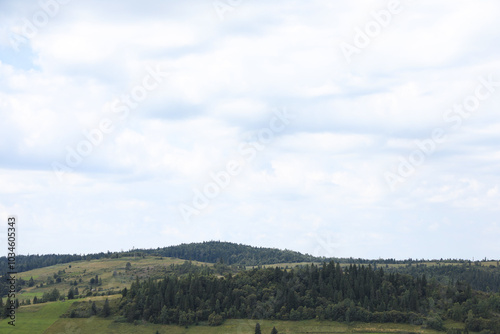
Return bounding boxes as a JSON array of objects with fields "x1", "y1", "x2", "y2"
[
  {"x1": 1, "y1": 241, "x2": 499, "y2": 295},
  {"x1": 131, "y1": 241, "x2": 321, "y2": 266}
]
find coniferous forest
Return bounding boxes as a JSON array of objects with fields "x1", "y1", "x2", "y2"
[
  {"x1": 2, "y1": 242, "x2": 500, "y2": 333},
  {"x1": 117, "y1": 261, "x2": 500, "y2": 332}
]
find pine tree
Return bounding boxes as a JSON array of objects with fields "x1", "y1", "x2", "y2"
[
  {"x1": 102, "y1": 298, "x2": 111, "y2": 317},
  {"x1": 255, "y1": 322, "x2": 262, "y2": 334},
  {"x1": 50, "y1": 288, "x2": 60, "y2": 301},
  {"x1": 3, "y1": 298, "x2": 11, "y2": 318},
  {"x1": 271, "y1": 326, "x2": 278, "y2": 334},
  {"x1": 160, "y1": 305, "x2": 169, "y2": 324}
]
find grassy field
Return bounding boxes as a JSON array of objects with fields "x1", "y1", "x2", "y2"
[
  {"x1": 0, "y1": 300, "x2": 74, "y2": 333},
  {"x1": 0, "y1": 305, "x2": 468, "y2": 334},
  {"x1": 3, "y1": 299, "x2": 448, "y2": 334},
  {"x1": 0, "y1": 295, "x2": 122, "y2": 333},
  {"x1": 15, "y1": 256, "x2": 213, "y2": 304},
  {"x1": 1, "y1": 256, "x2": 493, "y2": 333},
  {"x1": 44, "y1": 317, "x2": 446, "y2": 334}
]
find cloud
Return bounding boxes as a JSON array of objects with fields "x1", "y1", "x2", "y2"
[{"x1": 0, "y1": 0, "x2": 499, "y2": 259}]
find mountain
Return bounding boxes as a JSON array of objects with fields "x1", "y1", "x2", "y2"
[{"x1": 130, "y1": 240, "x2": 321, "y2": 266}]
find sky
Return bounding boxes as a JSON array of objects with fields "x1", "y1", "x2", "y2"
[{"x1": 0, "y1": 0, "x2": 499, "y2": 260}]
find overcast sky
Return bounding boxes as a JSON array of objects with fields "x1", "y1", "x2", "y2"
[{"x1": 1, "y1": 0, "x2": 499, "y2": 260}]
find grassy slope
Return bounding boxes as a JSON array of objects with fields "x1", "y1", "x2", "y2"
[
  {"x1": 0, "y1": 302, "x2": 467, "y2": 334},
  {"x1": 0, "y1": 295, "x2": 120, "y2": 334},
  {"x1": 45, "y1": 318, "x2": 446, "y2": 334},
  {"x1": 1, "y1": 256, "x2": 492, "y2": 333},
  {"x1": 0, "y1": 300, "x2": 74, "y2": 333},
  {"x1": 15, "y1": 256, "x2": 212, "y2": 303}
]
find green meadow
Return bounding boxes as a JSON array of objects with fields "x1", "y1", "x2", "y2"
[
  {"x1": 0, "y1": 300, "x2": 74, "y2": 333},
  {"x1": 0, "y1": 256, "x2": 491, "y2": 333},
  {"x1": 2, "y1": 304, "x2": 449, "y2": 334}
]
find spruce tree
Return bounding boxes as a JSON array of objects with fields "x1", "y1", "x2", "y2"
[
  {"x1": 3, "y1": 298, "x2": 11, "y2": 318},
  {"x1": 102, "y1": 298, "x2": 111, "y2": 317},
  {"x1": 255, "y1": 322, "x2": 261, "y2": 334}
]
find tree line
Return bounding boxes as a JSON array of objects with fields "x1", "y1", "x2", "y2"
[
  {"x1": 2, "y1": 242, "x2": 498, "y2": 295},
  {"x1": 118, "y1": 262, "x2": 500, "y2": 332},
  {"x1": 386, "y1": 262, "x2": 500, "y2": 293}
]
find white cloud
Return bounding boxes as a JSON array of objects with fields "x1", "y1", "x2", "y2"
[{"x1": 0, "y1": 0, "x2": 499, "y2": 259}]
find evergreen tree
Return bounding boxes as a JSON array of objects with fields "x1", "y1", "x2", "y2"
[
  {"x1": 160, "y1": 305, "x2": 169, "y2": 324},
  {"x1": 3, "y1": 297, "x2": 11, "y2": 318},
  {"x1": 50, "y1": 288, "x2": 60, "y2": 301},
  {"x1": 102, "y1": 298, "x2": 111, "y2": 317},
  {"x1": 208, "y1": 312, "x2": 223, "y2": 326},
  {"x1": 115, "y1": 259, "x2": 500, "y2": 330},
  {"x1": 179, "y1": 311, "x2": 188, "y2": 326},
  {"x1": 271, "y1": 327, "x2": 278, "y2": 334},
  {"x1": 255, "y1": 322, "x2": 262, "y2": 334}
]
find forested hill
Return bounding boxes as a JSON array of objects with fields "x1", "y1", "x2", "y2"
[
  {"x1": 0, "y1": 241, "x2": 320, "y2": 279},
  {"x1": 118, "y1": 262, "x2": 500, "y2": 332},
  {"x1": 132, "y1": 241, "x2": 320, "y2": 266},
  {"x1": 2, "y1": 241, "x2": 499, "y2": 294},
  {"x1": 386, "y1": 262, "x2": 500, "y2": 293}
]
